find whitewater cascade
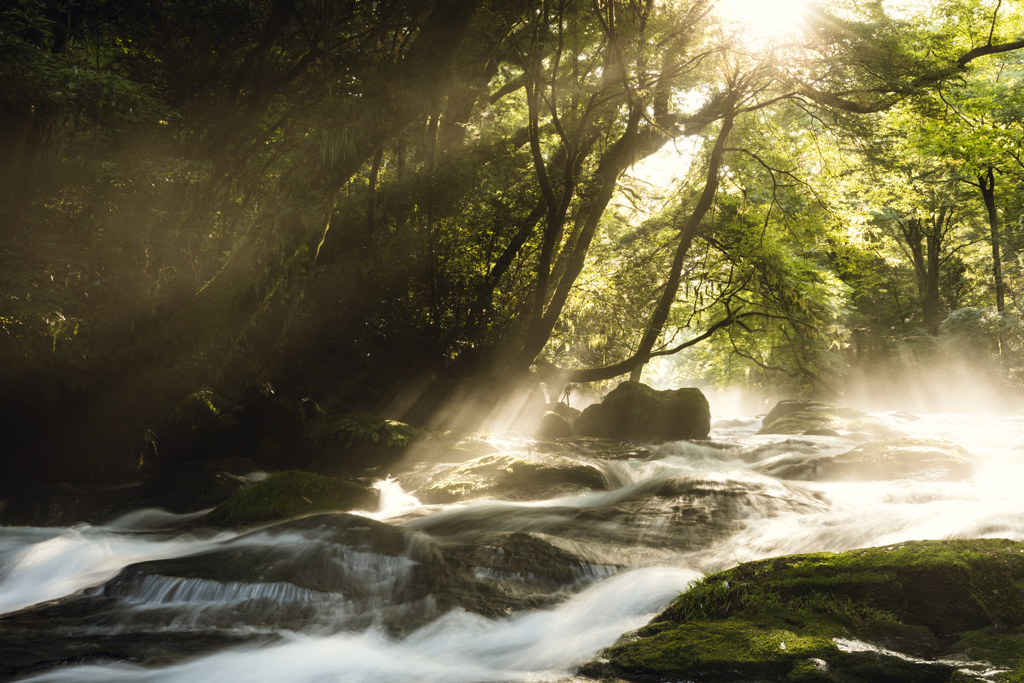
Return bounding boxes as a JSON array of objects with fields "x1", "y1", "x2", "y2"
[{"x1": 2, "y1": 411, "x2": 1023, "y2": 682}]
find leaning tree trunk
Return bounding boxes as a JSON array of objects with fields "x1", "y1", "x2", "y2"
[{"x1": 627, "y1": 100, "x2": 737, "y2": 381}]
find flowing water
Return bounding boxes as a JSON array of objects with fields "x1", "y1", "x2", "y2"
[{"x1": 2, "y1": 410, "x2": 1023, "y2": 682}]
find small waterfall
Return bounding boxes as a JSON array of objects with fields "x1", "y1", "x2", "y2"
[
  {"x1": 120, "y1": 575, "x2": 336, "y2": 606},
  {"x1": 373, "y1": 477, "x2": 421, "y2": 517}
]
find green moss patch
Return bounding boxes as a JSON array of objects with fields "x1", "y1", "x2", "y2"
[
  {"x1": 589, "y1": 540, "x2": 1024, "y2": 682},
  {"x1": 203, "y1": 471, "x2": 377, "y2": 527}
]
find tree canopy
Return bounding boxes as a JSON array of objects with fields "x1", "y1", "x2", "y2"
[{"x1": 2, "y1": 0, "x2": 1023, "y2": 479}]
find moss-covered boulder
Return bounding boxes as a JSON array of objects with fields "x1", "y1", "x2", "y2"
[
  {"x1": 305, "y1": 412, "x2": 420, "y2": 475},
  {"x1": 574, "y1": 382, "x2": 710, "y2": 441},
  {"x1": 759, "y1": 400, "x2": 900, "y2": 438},
  {"x1": 419, "y1": 452, "x2": 607, "y2": 504},
  {"x1": 584, "y1": 539, "x2": 1024, "y2": 682},
  {"x1": 757, "y1": 437, "x2": 979, "y2": 482},
  {"x1": 535, "y1": 411, "x2": 576, "y2": 438},
  {"x1": 203, "y1": 471, "x2": 377, "y2": 527}
]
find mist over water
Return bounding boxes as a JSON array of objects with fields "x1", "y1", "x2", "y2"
[{"x1": 3, "y1": 405, "x2": 1024, "y2": 682}]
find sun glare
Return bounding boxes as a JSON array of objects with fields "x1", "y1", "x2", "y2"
[{"x1": 718, "y1": 0, "x2": 809, "y2": 44}]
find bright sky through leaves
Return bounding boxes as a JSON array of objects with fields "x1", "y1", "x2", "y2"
[{"x1": 718, "y1": 0, "x2": 809, "y2": 42}]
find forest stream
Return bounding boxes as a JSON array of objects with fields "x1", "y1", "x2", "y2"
[{"x1": 2, "y1": 409, "x2": 1023, "y2": 682}]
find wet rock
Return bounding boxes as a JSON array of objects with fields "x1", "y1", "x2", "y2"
[
  {"x1": 0, "y1": 514, "x2": 455, "y2": 675},
  {"x1": 756, "y1": 437, "x2": 978, "y2": 482},
  {"x1": 732, "y1": 436, "x2": 844, "y2": 465},
  {"x1": 419, "y1": 452, "x2": 607, "y2": 504},
  {"x1": 803, "y1": 427, "x2": 842, "y2": 437},
  {"x1": 536, "y1": 412, "x2": 576, "y2": 438},
  {"x1": 569, "y1": 473, "x2": 829, "y2": 551},
  {"x1": 453, "y1": 531, "x2": 620, "y2": 586},
  {"x1": 585, "y1": 539, "x2": 1024, "y2": 682},
  {"x1": 412, "y1": 471, "x2": 828, "y2": 559},
  {"x1": 762, "y1": 399, "x2": 828, "y2": 426},
  {"x1": 546, "y1": 401, "x2": 582, "y2": 422},
  {"x1": 759, "y1": 400, "x2": 900, "y2": 438},
  {"x1": 202, "y1": 470, "x2": 377, "y2": 527},
  {"x1": 0, "y1": 514, "x2": 631, "y2": 676},
  {"x1": 574, "y1": 382, "x2": 711, "y2": 441}
]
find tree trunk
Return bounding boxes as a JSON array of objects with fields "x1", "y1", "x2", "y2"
[
  {"x1": 627, "y1": 101, "x2": 737, "y2": 379},
  {"x1": 533, "y1": 99, "x2": 739, "y2": 384},
  {"x1": 898, "y1": 217, "x2": 941, "y2": 337},
  {"x1": 1, "y1": 110, "x2": 45, "y2": 240},
  {"x1": 924, "y1": 230, "x2": 941, "y2": 337},
  {"x1": 365, "y1": 146, "x2": 384, "y2": 237},
  {"x1": 979, "y1": 166, "x2": 1006, "y2": 353}
]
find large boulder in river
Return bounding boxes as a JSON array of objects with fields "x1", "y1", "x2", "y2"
[
  {"x1": 535, "y1": 411, "x2": 576, "y2": 438},
  {"x1": 759, "y1": 399, "x2": 899, "y2": 438},
  {"x1": 574, "y1": 382, "x2": 710, "y2": 441},
  {"x1": 583, "y1": 539, "x2": 1024, "y2": 683},
  {"x1": 756, "y1": 437, "x2": 978, "y2": 482}
]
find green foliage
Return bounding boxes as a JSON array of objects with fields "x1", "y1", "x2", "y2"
[
  {"x1": 310, "y1": 413, "x2": 412, "y2": 448},
  {"x1": 5, "y1": 0, "x2": 1024, "y2": 475},
  {"x1": 203, "y1": 470, "x2": 376, "y2": 527},
  {"x1": 0, "y1": 0, "x2": 164, "y2": 122}
]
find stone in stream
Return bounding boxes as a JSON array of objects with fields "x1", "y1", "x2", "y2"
[
  {"x1": 581, "y1": 539, "x2": 1024, "y2": 682},
  {"x1": 756, "y1": 437, "x2": 979, "y2": 482},
  {"x1": 419, "y1": 451, "x2": 607, "y2": 504},
  {"x1": 411, "y1": 471, "x2": 829, "y2": 561},
  {"x1": 535, "y1": 411, "x2": 577, "y2": 438},
  {"x1": 574, "y1": 382, "x2": 711, "y2": 441},
  {"x1": 758, "y1": 399, "x2": 901, "y2": 438},
  {"x1": 202, "y1": 470, "x2": 377, "y2": 526},
  {"x1": 567, "y1": 472, "x2": 829, "y2": 552}
]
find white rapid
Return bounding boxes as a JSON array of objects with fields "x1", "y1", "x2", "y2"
[
  {"x1": 18, "y1": 567, "x2": 699, "y2": 683},
  {"x1": 0, "y1": 511, "x2": 231, "y2": 616},
  {"x1": 2, "y1": 410, "x2": 1023, "y2": 682}
]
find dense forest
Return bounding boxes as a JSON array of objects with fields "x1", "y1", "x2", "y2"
[{"x1": 1, "y1": 0, "x2": 1023, "y2": 483}]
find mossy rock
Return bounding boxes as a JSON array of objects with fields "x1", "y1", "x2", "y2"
[
  {"x1": 420, "y1": 452, "x2": 607, "y2": 504},
  {"x1": 202, "y1": 471, "x2": 377, "y2": 527},
  {"x1": 759, "y1": 400, "x2": 899, "y2": 438},
  {"x1": 575, "y1": 382, "x2": 711, "y2": 441},
  {"x1": 588, "y1": 539, "x2": 1024, "y2": 682},
  {"x1": 305, "y1": 412, "x2": 420, "y2": 475},
  {"x1": 757, "y1": 437, "x2": 978, "y2": 483},
  {"x1": 535, "y1": 411, "x2": 576, "y2": 438}
]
